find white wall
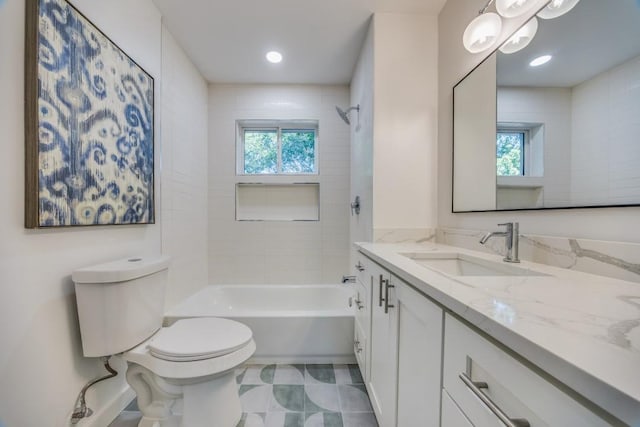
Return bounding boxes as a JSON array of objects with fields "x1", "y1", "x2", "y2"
[
  {"x1": 372, "y1": 13, "x2": 438, "y2": 233},
  {"x1": 438, "y1": 0, "x2": 640, "y2": 243},
  {"x1": 0, "y1": 1, "x2": 161, "y2": 426},
  {"x1": 160, "y1": 28, "x2": 209, "y2": 309},
  {"x1": 571, "y1": 55, "x2": 640, "y2": 206},
  {"x1": 208, "y1": 84, "x2": 351, "y2": 284},
  {"x1": 0, "y1": 2, "x2": 209, "y2": 426},
  {"x1": 350, "y1": 22, "x2": 374, "y2": 260}
]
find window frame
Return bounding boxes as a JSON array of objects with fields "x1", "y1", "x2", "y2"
[
  {"x1": 496, "y1": 127, "x2": 530, "y2": 176},
  {"x1": 236, "y1": 120, "x2": 319, "y2": 176}
]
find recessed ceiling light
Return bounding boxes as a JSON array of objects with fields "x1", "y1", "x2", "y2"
[
  {"x1": 266, "y1": 51, "x2": 283, "y2": 64},
  {"x1": 529, "y1": 55, "x2": 552, "y2": 67}
]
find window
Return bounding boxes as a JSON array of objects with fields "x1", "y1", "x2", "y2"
[
  {"x1": 496, "y1": 130, "x2": 527, "y2": 176},
  {"x1": 237, "y1": 121, "x2": 318, "y2": 175}
]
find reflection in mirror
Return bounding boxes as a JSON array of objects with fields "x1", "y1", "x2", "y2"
[{"x1": 453, "y1": 0, "x2": 640, "y2": 212}]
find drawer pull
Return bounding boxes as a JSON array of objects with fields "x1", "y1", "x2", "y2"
[
  {"x1": 355, "y1": 262, "x2": 365, "y2": 272},
  {"x1": 378, "y1": 274, "x2": 384, "y2": 307},
  {"x1": 459, "y1": 373, "x2": 530, "y2": 427},
  {"x1": 384, "y1": 280, "x2": 395, "y2": 314}
]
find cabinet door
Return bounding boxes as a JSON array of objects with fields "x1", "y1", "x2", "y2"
[
  {"x1": 367, "y1": 261, "x2": 398, "y2": 427},
  {"x1": 443, "y1": 314, "x2": 610, "y2": 427},
  {"x1": 395, "y1": 277, "x2": 443, "y2": 427},
  {"x1": 441, "y1": 390, "x2": 473, "y2": 427}
]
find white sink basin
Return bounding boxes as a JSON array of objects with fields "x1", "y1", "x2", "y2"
[{"x1": 400, "y1": 252, "x2": 549, "y2": 277}]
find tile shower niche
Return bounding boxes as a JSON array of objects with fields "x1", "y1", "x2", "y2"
[{"x1": 235, "y1": 183, "x2": 320, "y2": 221}]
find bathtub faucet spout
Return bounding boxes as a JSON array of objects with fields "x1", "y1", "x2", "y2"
[{"x1": 342, "y1": 275, "x2": 356, "y2": 284}]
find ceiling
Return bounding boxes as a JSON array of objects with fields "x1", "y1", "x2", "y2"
[
  {"x1": 497, "y1": 0, "x2": 640, "y2": 87},
  {"x1": 152, "y1": 0, "x2": 447, "y2": 85}
]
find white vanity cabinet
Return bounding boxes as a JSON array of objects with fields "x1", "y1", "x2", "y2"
[
  {"x1": 367, "y1": 260, "x2": 398, "y2": 427},
  {"x1": 360, "y1": 254, "x2": 445, "y2": 427},
  {"x1": 353, "y1": 253, "x2": 371, "y2": 379},
  {"x1": 395, "y1": 276, "x2": 443, "y2": 427},
  {"x1": 442, "y1": 314, "x2": 610, "y2": 427}
]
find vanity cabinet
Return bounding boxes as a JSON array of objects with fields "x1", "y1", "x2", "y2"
[
  {"x1": 353, "y1": 253, "x2": 371, "y2": 379},
  {"x1": 360, "y1": 256, "x2": 444, "y2": 427},
  {"x1": 367, "y1": 261, "x2": 398, "y2": 427},
  {"x1": 356, "y1": 250, "x2": 616, "y2": 427},
  {"x1": 442, "y1": 314, "x2": 609, "y2": 427},
  {"x1": 395, "y1": 276, "x2": 443, "y2": 427}
]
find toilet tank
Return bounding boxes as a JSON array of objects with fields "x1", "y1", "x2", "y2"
[{"x1": 72, "y1": 256, "x2": 171, "y2": 358}]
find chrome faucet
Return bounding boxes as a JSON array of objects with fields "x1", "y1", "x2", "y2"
[{"x1": 479, "y1": 222, "x2": 520, "y2": 263}]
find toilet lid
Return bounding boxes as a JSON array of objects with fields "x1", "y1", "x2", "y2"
[{"x1": 148, "y1": 318, "x2": 253, "y2": 362}]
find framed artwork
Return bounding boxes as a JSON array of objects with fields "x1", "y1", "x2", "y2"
[{"x1": 25, "y1": 0, "x2": 155, "y2": 228}]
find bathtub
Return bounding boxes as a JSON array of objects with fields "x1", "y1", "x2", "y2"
[{"x1": 165, "y1": 284, "x2": 356, "y2": 364}]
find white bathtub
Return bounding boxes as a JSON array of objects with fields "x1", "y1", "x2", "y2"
[{"x1": 165, "y1": 284, "x2": 356, "y2": 364}]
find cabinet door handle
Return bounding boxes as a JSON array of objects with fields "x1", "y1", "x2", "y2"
[
  {"x1": 355, "y1": 262, "x2": 365, "y2": 272},
  {"x1": 378, "y1": 274, "x2": 384, "y2": 307},
  {"x1": 459, "y1": 373, "x2": 530, "y2": 427},
  {"x1": 355, "y1": 298, "x2": 364, "y2": 310},
  {"x1": 384, "y1": 280, "x2": 395, "y2": 314},
  {"x1": 354, "y1": 340, "x2": 362, "y2": 353}
]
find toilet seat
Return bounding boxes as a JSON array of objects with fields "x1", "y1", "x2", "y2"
[{"x1": 148, "y1": 318, "x2": 253, "y2": 362}]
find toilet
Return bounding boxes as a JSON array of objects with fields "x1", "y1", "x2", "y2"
[{"x1": 72, "y1": 256, "x2": 255, "y2": 427}]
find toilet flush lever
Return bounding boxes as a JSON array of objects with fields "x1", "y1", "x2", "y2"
[{"x1": 351, "y1": 196, "x2": 361, "y2": 216}]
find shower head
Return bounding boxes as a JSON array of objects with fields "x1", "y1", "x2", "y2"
[{"x1": 335, "y1": 105, "x2": 360, "y2": 125}]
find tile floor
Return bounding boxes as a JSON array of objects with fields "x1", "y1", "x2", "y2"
[{"x1": 109, "y1": 364, "x2": 378, "y2": 427}]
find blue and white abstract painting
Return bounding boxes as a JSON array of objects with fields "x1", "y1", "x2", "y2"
[{"x1": 34, "y1": 0, "x2": 154, "y2": 226}]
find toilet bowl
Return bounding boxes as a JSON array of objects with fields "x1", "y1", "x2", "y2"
[
  {"x1": 123, "y1": 317, "x2": 255, "y2": 427},
  {"x1": 72, "y1": 257, "x2": 255, "y2": 427}
]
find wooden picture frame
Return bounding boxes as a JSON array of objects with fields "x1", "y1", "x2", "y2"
[{"x1": 25, "y1": 0, "x2": 155, "y2": 228}]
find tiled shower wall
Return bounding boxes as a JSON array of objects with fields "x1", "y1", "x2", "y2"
[
  {"x1": 208, "y1": 85, "x2": 351, "y2": 284},
  {"x1": 571, "y1": 55, "x2": 640, "y2": 206}
]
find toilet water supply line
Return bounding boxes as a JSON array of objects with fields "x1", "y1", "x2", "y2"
[{"x1": 71, "y1": 356, "x2": 118, "y2": 424}]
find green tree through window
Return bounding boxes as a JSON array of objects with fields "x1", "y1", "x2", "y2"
[
  {"x1": 497, "y1": 132, "x2": 524, "y2": 176},
  {"x1": 241, "y1": 124, "x2": 317, "y2": 174}
]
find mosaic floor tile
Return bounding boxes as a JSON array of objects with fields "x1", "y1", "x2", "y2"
[
  {"x1": 237, "y1": 413, "x2": 267, "y2": 427},
  {"x1": 304, "y1": 385, "x2": 341, "y2": 412},
  {"x1": 265, "y1": 411, "x2": 305, "y2": 427},
  {"x1": 236, "y1": 366, "x2": 249, "y2": 384},
  {"x1": 113, "y1": 364, "x2": 376, "y2": 427},
  {"x1": 304, "y1": 412, "x2": 343, "y2": 427},
  {"x1": 270, "y1": 385, "x2": 305, "y2": 412},
  {"x1": 240, "y1": 385, "x2": 273, "y2": 413},
  {"x1": 274, "y1": 364, "x2": 305, "y2": 384},
  {"x1": 243, "y1": 365, "x2": 276, "y2": 385},
  {"x1": 305, "y1": 364, "x2": 336, "y2": 384},
  {"x1": 341, "y1": 412, "x2": 378, "y2": 427},
  {"x1": 334, "y1": 365, "x2": 363, "y2": 384},
  {"x1": 338, "y1": 385, "x2": 373, "y2": 412}
]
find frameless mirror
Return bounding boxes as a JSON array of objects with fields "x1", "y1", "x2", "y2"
[{"x1": 453, "y1": 0, "x2": 640, "y2": 212}]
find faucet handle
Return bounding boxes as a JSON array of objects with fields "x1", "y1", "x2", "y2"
[{"x1": 497, "y1": 222, "x2": 515, "y2": 231}]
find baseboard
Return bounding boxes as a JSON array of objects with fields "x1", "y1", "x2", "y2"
[
  {"x1": 72, "y1": 385, "x2": 136, "y2": 427},
  {"x1": 248, "y1": 355, "x2": 357, "y2": 365}
]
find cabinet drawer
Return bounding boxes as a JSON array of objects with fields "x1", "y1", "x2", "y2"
[
  {"x1": 355, "y1": 252, "x2": 370, "y2": 286},
  {"x1": 443, "y1": 314, "x2": 608, "y2": 427},
  {"x1": 354, "y1": 281, "x2": 369, "y2": 337}
]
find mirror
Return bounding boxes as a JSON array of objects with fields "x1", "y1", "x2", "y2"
[{"x1": 453, "y1": 0, "x2": 640, "y2": 212}]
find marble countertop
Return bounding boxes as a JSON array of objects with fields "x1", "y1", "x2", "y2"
[{"x1": 355, "y1": 242, "x2": 640, "y2": 425}]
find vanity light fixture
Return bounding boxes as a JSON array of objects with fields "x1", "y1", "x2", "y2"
[
  {"x1": 499, "y1": 17, "x2": 539, "y2": 54},
  {"x1": 463, "y1": 9, "x2": 503, "y2": 53},
  {"x1": 537, "y1": 0, "x2": 580, "y2": 19},
  {"x1": 529, "y1": 54, "x2": 552, "y2": 66},
  {"x1": 495, "y1": 0, "x2": 539, "y2": 18},
  {"x1": 266, "y1": 51, "x2": 283, "y2": 64}
]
